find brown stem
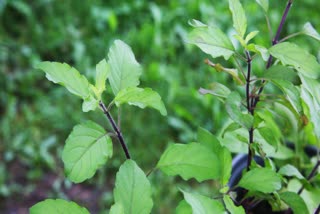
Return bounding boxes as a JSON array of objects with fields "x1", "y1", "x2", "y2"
[
  {"x1": 99, "y1": 101, "x2": 131, "y2": 159},
  {"x1": 252, "y1": 0, "x2": 293, "y2": 110}
]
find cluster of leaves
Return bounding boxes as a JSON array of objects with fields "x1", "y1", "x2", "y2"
[
  {"x1": 31, "y1": 40, "x2": 166, "y2": 213},
  {"x1": 31, "y1": 0, "x2": 320, "y2": 213},
  {"x1": 1, "y1": 0, "x2": 320, "y2": 213}
]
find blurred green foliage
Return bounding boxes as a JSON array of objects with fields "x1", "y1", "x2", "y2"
[{"x1": 0, "y1": 0, "x2": 319, "y2": 213}]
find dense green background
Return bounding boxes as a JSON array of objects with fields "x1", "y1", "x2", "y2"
[{"x1": 0, "y1": 0, "x2": 319, "y2": 213}]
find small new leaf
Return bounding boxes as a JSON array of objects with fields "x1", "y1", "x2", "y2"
[
  {"x1": 114, "y1": 87, "x2": 167, "y2": 116},
  {"x1": 95, "y1": 59, "x2": 110, "y2": 97},
  {"x1": 108, "y1": 40, "x2": 142, "y2": 95},
  {"x1": 229, "y1": 0, "x2": 247, "y2": 38},
  {"x1": 114, "y1": 160, "x2": 153, "y2": 214},
  {"x1": 30, "y1": 199, "x2": 89, "y2": 214},
  {"x1": 157, "y1": 143, "x2": 220, "y2": 182},
  {"x1": 302, "y1": 22, "x2": 320, "y2": 41},
  {"x1": 62, "y1": 121, "x2": 113, "y2": 183}
]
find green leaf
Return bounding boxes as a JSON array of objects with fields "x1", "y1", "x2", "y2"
[
  {"x1": 114, "y1": 87, "x2": 167, "y2": 116},
  {"x1": 188, "y1": 19, "x2": 207, "y2": 28},
  {"x1": 255, "y1": 0, "x2": 269, "y2": 12},
  {"x1": 176, "y1": 200, "x2": 192, "y2": 214},
  {"x1": 36, "y1": 61, "x2": 90, "y2": 98},
  {"x1": 229, "y1": 0, "x2": 247, "y2": 38},
  {"x1": 272, "y1": 80, "x2": 302, "y2": 114},
  {"x1": 110, "y1": 203, "x2": 124, "y2": 214},
  {"x1": 223, "y1": 195, "x2": 245, "y2": 214},
  {"x1": 255, "y1": 45, "x2": 269, "y2": 61},
  {"x1": 188, "y1": 25, "x2": 235, "y2": 60},
  {"x1": 278, "y1": 164, "x2": 305, "y2": 180},
  {"x1": 199, "y1": 82, "x2": 231, "y2": 100},
  {"x1": 62, "y1": 121, "x2": 113, "y2": 183},
  {"x1": 245, "y1": 30, "x2": 259, "y2": 44},
  {"x1": 221, "y1": 122, "x2": 241, "y2": 138},
  {"x1": 82, "y1": 92, "x2": 99, "y2": 112},
  {"x1": 157, "y1": 143, "x2": 220, "y2": 182},
  {"x1": 259, "y1": 65, "x2": 297, "y2": 82},
  {"x1": 238, "y1": 168, "x2": 282, "y2": 193},
  {"x1": 269, "y1": 42, "x2": 320, "y2": 79},
  {"x1": 300, "y1": 75, "x2": 320, "y2": 139},
  {"x1": 113, "y1": 160, "x2": 153, "y2": 214},
  {"x1": 30, "y1": 199, "x2": 89, "y2": 214},
  {"x1": 280, "y1": 192, "x2": 309, "y2": 214},
  {"x1": 302, "y1": 22, "x2": 320, "y2": 41},
  {"x1": 108, "y1": 40, "x2": 142, "y2": 95},
  {"x1": 197, "y1": 127, "x2": 232, "y2": 186},
  {"x1": 95, "y1": 59, "x2": 110, "y2": 97},
  {"x1": 257, "y1": 126, "x2": 279, "y2": 149},
  {"x1": 226, "y1": 92, "x2": 253, "y2": 129},
  {"x1": 181, "y1": 190, "x2": 226, "y2": 214}
]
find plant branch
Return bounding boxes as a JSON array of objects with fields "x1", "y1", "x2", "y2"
[
  {"x1": 245, "y1": 51, "x2": 254, "y2": 171},
  {"x1": 252, "y1": 0, "x2": 293, "y2": 110},
  {"x1": 99, "y1": 100, "x2": 131, "y2": 159},
  {"x1": 297, "y1": 159, "x2": 320, "y2": 195}
]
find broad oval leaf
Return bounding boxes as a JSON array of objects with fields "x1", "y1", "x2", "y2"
[
  {"x1": 197, "y1": 127, "x2": 232, "y2": 186},
  {"x1": 302, "y1": 22, "x2": 320, "y2": 41},
  {"x1": 30, "y1": 199, "x2": 89, "y2": 214},
  {"x1": 114, "y1": 87, "x2": 167, "y2": 116},
  {"x1": 259, "y1": 65, "x2": 297, "y2": 82},
  {"x1": 238, "y1": 168, "x2": 282, "y2": 193},
  {"x1": 95, "y1": 59, "x2": 110, "y2": 97},
  {"x1": 157, "y1": 143, "x2": 220, "y2": 182},
  {"x1": 229, "y1": 0, "x2": 247, "y2": 38},
  {"x1": 62, "y1": 121, "x2": 113, "y2": 183},
  {"x1": 108, "y1": 40, "x2": 142, "y2": 95},
  {"x1": 181, "y1": 190, "x2": 226, "y2": 214},
  {"x1": 280, "y1": 192, "x2": 308, "y2": 214},
  {"x1": 269, "y1": 42, "x2": 320, "y2": 79},
  {"x1": 188, "y1": 25, "x2": 235, "y2": 60},
  {"x1": 226, "y1": 92, "x2": 253, "y2": 129},
  {"x1": 36, "y1": 61, "x2": 90, "y2": 98},
  {"x1": 223, "y1": 195, "x2": 245, "y2": 214},
  {"x1": 113, "y1": 160, "x2": 153, "y2": 214},
  {"x1": 110, "y1": 203, "x2": 124, "y2": 214}
]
